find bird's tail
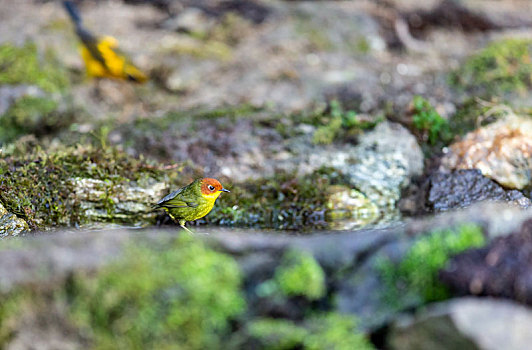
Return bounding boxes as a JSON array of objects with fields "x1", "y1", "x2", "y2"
[{"x1": 63, "y1": 1, "x2": 83, "y2": 27}]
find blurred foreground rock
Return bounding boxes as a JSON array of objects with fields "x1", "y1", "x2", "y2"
[
  {"x1": 0, "y1": 202, "x2": 531, "y2": 348},
  {"x1": 388, "y1": 297, "x2": 532, "y2": 350},
  {"x1": 441, "y1": 219, "x2": 532, "y2": 304}
]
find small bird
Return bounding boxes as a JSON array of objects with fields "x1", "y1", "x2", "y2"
[
  {"x1": 153, "y1": 178, "x2": 230, "y2": 234},
  {"x1": 62, "y1": 1, "x2": 148, "y2": 83}
]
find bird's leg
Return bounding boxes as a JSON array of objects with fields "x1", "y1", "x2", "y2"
[{"x1": 179, "y1": 220, "x2": 194, "y2": 235}]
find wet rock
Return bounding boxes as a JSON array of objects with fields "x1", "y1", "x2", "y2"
[
  {"x1": 440, "y1": 219, "x2": 532, "y2": 304},
  {"x1": 441, "y1": 115, "x2": 532, "y2": 190},
  {"x1": 337, "y1": 121, "x2": 423, "y2": 213},
  {"x1": 325, "y1": 185, "x2": 380, "y2": 229},
  {"x1": 427, "y1": 169, "x2": 531, "y2": 212},
  {"x1": 0, "y1": 203, "x2": 29, "y2": 237},
  {"x1": 388, "y1": 297, "x2": 532, "y2": 350}
]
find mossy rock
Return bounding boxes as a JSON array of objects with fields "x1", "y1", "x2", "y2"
[
  {"x1": 0, "y1": 235, "x2": 246, "y2": 349},
  {"x1": 325, "y1": 185, "x2": 380, "y2": 228},
  {"x1": 246, "y1": 313, "x2": 374, "y2": 350},
  {"x1": 207, "y1": 169, "x2": 338, "y2": 231},
  {"x1": 312, "y1": 100, "x2": 382, "y2": 145},
  {"x1": 0, "y1": 143, "x2": 170, "y2": 230},
  {"x1": 450, "y1": 38, "x2": 532, "y2": 96},
  {"x1": 275, "y1": 249, "x2": 326, "y2": 300},
  {"x1": 379, "y1": 224, "x2": 486, "y2": 305}
]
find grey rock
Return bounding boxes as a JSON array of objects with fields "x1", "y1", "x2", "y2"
[
  {"x1": 69, "y1": 177, "x2": 168, "y2": 225},
  {"x1": 340, "y1": 121, "x2": 424, "y2": 212},
  {"x1": 388, "y1": 297, "x2": 532, "y2": 350},
  {"x1": 427, "y1": 169, "x2": 531, "y2": 212},
  {"x1": 440, "y1": 219, "x2": 532, "y2": 304}
]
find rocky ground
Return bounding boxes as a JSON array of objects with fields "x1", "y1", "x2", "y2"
[{"x1": 2, "y1": 0, "x2": 532, "y2": 348}]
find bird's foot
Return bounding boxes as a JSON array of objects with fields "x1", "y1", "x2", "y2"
[{"x1": 180, "y1": 225, "x2": 194, "y2": 235}]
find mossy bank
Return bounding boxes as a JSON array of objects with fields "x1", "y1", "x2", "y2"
[
  {"x1": 0, "y1": 231, "x2": 374, "y2": 350},
  {"x1": 0, "y1": 142, "x2": 173, "y2": 231}
]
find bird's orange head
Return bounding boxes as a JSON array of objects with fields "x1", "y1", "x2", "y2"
[{"x1": 200, "y1": 178, "x2": 230, "y2": 200}]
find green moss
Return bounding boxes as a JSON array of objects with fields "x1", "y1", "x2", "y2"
[
  {"x1": 248, "y1": 313, "x2": 374, "y2": 350},
  {"x1": 448, "y1": 98, "x2": 489, "y2": 137},
  {"x1": 0, "y1": 42, "x2": 69, "y2": 93},
  {"x1": 312, "y1": 100, "x2": 382, "y2": 145},
  {"x1": 0, "y1": 236, "x2": 245, "y2": 349},
  {"x1": 449, "y1": 99, "x2": 517, "y2": 138},
  {"x1": 0, "y1": 143, "x2": 170, "y2": 229},
  {"x1": 305, "y1": 313, "x2": 374, "y2": 350},
  {"x1": 380, "y1": 223, "x2": 486, "y2": 303},
  {"x1": 451, "y1": 38, "x2": 532, "y2": 95},
  {"x1": 313, "y1": 115, "x2": 343, "y2": 145},
  {"x1": 411, "y1": 96, "x2": 452, "y2": 147},
  {"x1": 66, "y1": 235, "x2": 245, "y2": 349},
  {"x1": 248, "y1": 319, "x2": 307, "y2": 349},
  {"x1": 275, "y1": 250, "x2": 325, "y2": 300},
  {"x1": 208, "y1": 168, "x2": 338, "y2": 231}
]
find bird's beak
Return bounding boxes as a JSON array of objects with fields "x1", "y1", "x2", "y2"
[{"x1": 220, "y1": 188, "x2": 230, "y2": 193}]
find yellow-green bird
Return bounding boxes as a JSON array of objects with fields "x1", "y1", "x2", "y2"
[
  {"x1": 154, "y1": 178, "x2": 230, "y2": 233},
  {"x1": 63, "y1": 1, "x2": 148, "y2": 83}
]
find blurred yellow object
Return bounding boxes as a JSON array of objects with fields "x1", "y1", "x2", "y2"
[
  {"x1": 63, "y1": 1, "x2": 148, "y2": 83},
  {"x1": 79, "y1": 35, "x2": 148, "y2": 83}
]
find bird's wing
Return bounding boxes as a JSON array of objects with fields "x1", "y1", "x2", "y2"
[
  {"x1": 155, "y1": 188, "x2": 198, "y2": 209},
  {"x1": 81, "y1": 32, "x2": 108, "y2": 68}
]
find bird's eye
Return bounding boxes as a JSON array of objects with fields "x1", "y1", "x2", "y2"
[{"x1": 208, "y1": 185, "x2": 215, "y2": 191}]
